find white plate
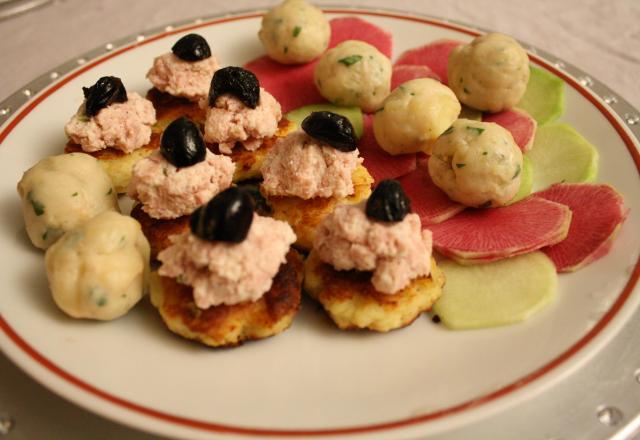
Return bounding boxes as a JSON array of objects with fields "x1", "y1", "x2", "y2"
[{"x1": 0, "y1": 8, "x2": 639, "y2": 440}]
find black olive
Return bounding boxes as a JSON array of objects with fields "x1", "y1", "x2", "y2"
[
  {"x1": 190, "y1": 187, "x2": 254, "y2": 243},
  {"x1": 235, "y1": 180, "x2": 272, "y2": 216},
  {"x1": 301, "y1": 111, "x2": 357, "y2": 152},
  {"x1": 160, "y1": 117, "x2": 206, "y2": 167},
  {"x1": 171, "y1": 33, "x2": 211, "y2": 62},
  {"x1": 208, "y1": 66, "x2": 259, "y2": 109},
  {"x1": 82, "y1": 76, "x2": 127, "y2": 117},
  {"x1": 365, "y1": 179, "x2": 411, "y2": 222}
]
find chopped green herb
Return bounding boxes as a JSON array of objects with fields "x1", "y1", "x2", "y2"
[
  {"x1": 442, "y1": 126, "x2": 454, "y2": 136},
  {"x1": 338, "y1": 55, "x2": 363, "y2": 67},
  {"x1": 77, "y1": 114, "x2": 90, "y2": 123},
  {"x1": 97, "y1": 297, "x2": 107, "y2": 307},
  {"x1": 512, "y1": 164, "x2": 522, "y2": 179},
  {"x1": 455, "y1": 163, "x2": 466, "y2": 169},
  {"x1": 27, "y1": 191, "x2": 45, "y2": 216},
  {"x1": 119, "y1": 236, "x2": 126, "y2": 246},
  {"x1": 42, "y1": 230, "x2": 48, "y2": 241},
  {"x1": 72, "y1": 192, "x2": 78, "y2": 197},
  {"x1": 106, "y1": 188, "x2": 112, "y2": 195},
  {"x1": 466, "y1": 126, "x2": 485, "y2": 135},
  {"x1": 482, "y1": 151, "x2": 488, "y2": 156},
  {"x1": 410, "y1": 92, "x2": 416, "y2": 96},
  {"x1": 292, "y1": 26, "x2": 302, "y2": 37}
]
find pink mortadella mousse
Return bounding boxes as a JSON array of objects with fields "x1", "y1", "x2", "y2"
[
  {"x1": 65, "y1": 77, "x2": 156, "y2": 153},
  {"x1": 204, "y1": 88, "x2": 282, "y2": 154},
  {"x1": 314, "y1": 202, "x2": 432, "y2": 295},
  {"x1": 159, "y1": 214, "x2": 296, "y2": 308},
  {"x1": 147, "y1": 34, "x2": 219, "y2": 102},
  {"x1": 261, "y1": 130, "x2": 363, "y2": 199},
  {"x1": 128, "y1": 149, "x2": 234, "y2": 220}
]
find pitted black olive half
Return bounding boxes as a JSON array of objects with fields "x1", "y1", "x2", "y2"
[
  {"x1": 366, "y1": 179, "x2": 411, "y2": 222},
  {"x1": 160, "y1": 117, "x2": 206, "y2": 167},
  {"x1": 171, "y1": 33, "x2": 212, "y2": 61},
  {"x1": 190, "y1": 187, "x2": 254, "y2": 243},
  {"x1": 208, "y1": 66, "x2": 260, "y2": 109},
  {"x1": 82, "y1": 76, "x2": 127, "y2": 117},
  {"x1": 301, "y1": 111, "x2": 357, "y2": 152}
]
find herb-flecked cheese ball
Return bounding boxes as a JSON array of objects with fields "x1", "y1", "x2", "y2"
[
  {"x1": 314, "y1": 40, "x2": 391, "y2": 113},
  {"x1": 448, "y1": 33, "x2": 530, "y2": 113},
  {"x1": 372, "y1": 78, "x2": 461, "y2": 155},
  {"x1": 16, "y1": 152, "x2": 119, "y2": 249},
  {"x1": 45, "y1": 211, "x2": 150, "y2": 321},
  {"x1": 258, "y1": 0, "x2": 330, "y2": 64},
  {"x1": 428, "y1": 119, "x2": 523, "y2": 207}
]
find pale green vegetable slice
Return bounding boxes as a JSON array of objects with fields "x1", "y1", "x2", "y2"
[
  {"x1": 433, "y1": 252, "x2": 557, "y2": 330},
  {"x1": 528, "y1": 123, "x2": 599, "y2": 191},
  {"x1": 517, "y1": 66, "x2": 565, "y2": 125},
  {"x1": 285, "y1": 104, "x2": 364, "y2": 138},
  {"x1": 508, "y1": 155, "x2": 533, "y2": 204}
]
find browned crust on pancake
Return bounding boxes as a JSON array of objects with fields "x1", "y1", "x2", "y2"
[
  {"x1": 304, "y1": 251, "x2": 445, "y2": 332},
  {"x1": 130, "y1": 203, "x2": 190, "y2": 261},
  {"x1": 146, "y1": 87, "x2": 207, "y2": 132},
  {"x1": 151, "y1": 250, "x2": 304, "y2": 347}
]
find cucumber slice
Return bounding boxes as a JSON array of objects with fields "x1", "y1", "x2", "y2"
[
  {"x1": 509, "y1": 155, "x2": 533, "y2": 204},
  {"x1": 517, "y1": 66, "x2": 565, "y2": 125},
  {"x1": 433, "y1": 252, "x2": 557, "y2": 330},
  {"x1": 285, "y1": 104, "x2": 364, "y2": 139},
  {"x1": 528, "y1": 123, "x2": 599, "y2": 191}
]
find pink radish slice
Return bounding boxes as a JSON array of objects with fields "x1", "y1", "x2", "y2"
[
  {"x1": 244, "y1": 17, "x2": 394, "y2": 112},
  {"x1": 428, "y1": 196, "x2": 572, "y2": 263},
  {"x1": 359, "y1": 115, "x2": 416, "y2": 182},
  {"x1": 483, "y1": 108, "x2": 537, "y2": 152},
  {"x1": 536, "y1": 183, "x2": 628, "y2": 272},
  {"x1": 329, "y1": 17, "x2": 393, "y2": 58},
  {"x1": 395, "y1": 39, "x2": 463, "y2": 85},
  {"x1": 398, "y1": 167, "x2": 465, "y2": 225},
  {"x1": 391, "y1": 65, "x2": 441, "y2": 90}
]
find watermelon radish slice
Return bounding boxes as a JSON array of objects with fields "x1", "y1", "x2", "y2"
[
  {"x1": 433, "y1": 252, "x2": 557, "y2": 330},
  {"x1": 428, "y1": 196, "x2": 572, "y2": 264},
  {"x1": 328, "y1": 17, "x2": 393, "y2": 58},
  {"x1": 536, "y1": 183, "x2": 628, "y2": 272},
  {"x1": 286, "y1": 104, "x2": 364, "y2": 138},
  {"x1": 517, "y1": 66, "x2": 565, "y2": 125},
  {"x1": 527, "y1": 123, "x2": 599, "y2": 191},
  {"x1": 358, "y1": 115, "x2": 416, "y2": 182},
  {"x1": 245, "y1": 17, "x2": 394, "y2": 112},
  {"x1": 395, "y1": 39, "x2": 463, "y2": 85},
  {"x1": 391, "y1": 65, "x2": 440, "y2": 90},
  {"x1": 483, "y1": 108, "x2": 537, "y2": 152},
  {"x1": 398, "y1": 167, "x2": 465, "y2": 225}
]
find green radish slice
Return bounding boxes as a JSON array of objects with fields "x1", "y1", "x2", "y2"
[
  {"x1": 433, "y1": 252, "x2": 557, "y2": 330},
  {"x1": 528, "y1": 123, "x2": 599, "y2": 191},
  {"x1": 517, "y1": 66, "x2": 565, "y2": 125},
  {"x1": 285, "y1": 104, "x2": 364, "y2": 139},
  {"x1": 509, "y1": 155, "x2": 533, "y2": 204}
]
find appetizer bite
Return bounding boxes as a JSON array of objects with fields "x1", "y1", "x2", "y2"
[
  {"x1": 64, "y1": 76, "x2": 157, "y2": 193},
  {"x1": 304, "y1": 180, "x2": 444, "y2": 332},
  {"x1": 151, "y1": 187, "x2": 302, "y2": 347},
  {"x1": 373, "y1": 78, "x2": 461, "y2": 155},
  {"x1": 44, "y1": 211, "x2": 150, "y2": 320},
  {"x1": 147, "y1": 33, "x2": 219, "y2": 103},
  {"x1": 314, "y1": 40, "x2": 391, "y2": 112},
  {"x1": 428, "y1": 119, "x2": 523, "y2": 208},
  {"x1": 17, "y1": 152, "x2": 119, "y2": 249},
  {"x1": 259, "y1": 0, "x2": 330, "y2": 64},
  {"x1": 448, "y1": 33, "x2": 529, "y2": 113},
  {"x1": 129, "y1": 117, "x2": 234, "y2": 259},
  {"x1": 261, "y1": 111, "x2": 373, "y2": 250}
]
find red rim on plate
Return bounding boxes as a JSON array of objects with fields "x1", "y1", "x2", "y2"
[{"x1": 0, "y1": 9, "x2": 639, "y2": 437}]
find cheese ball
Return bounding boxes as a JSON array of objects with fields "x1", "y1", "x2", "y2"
[
  {"x1": 17, "y1": 152, "x2": 119, "y2": 249},
  {"x1": 428, "y1": 119, "x2": 523, "y2": 207},
  {"x1": 373, "y1": 78, "x2": 461, "y2": 155},
  {"x1": 258, "y1": 0, "x2": 330, "y2": 64},
  {"x1": 314, "y1": 40, "x2": 391, "y2": 113},
  {"x1": 45, "y1": 211, "x2": 150, "y2": 321},
  {"x1": 448, "y1": 33, "x2": 530, "y2": 113}
]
